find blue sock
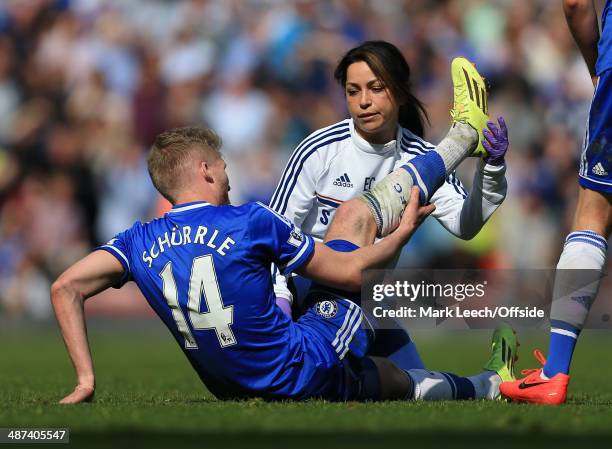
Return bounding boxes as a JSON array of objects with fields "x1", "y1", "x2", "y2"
[
  {"x1": 401, "y1": 151, "x2": 446, "y2": 204},
  {"x1": 543, "y1": 320, "x2": 580, "y2": 377},
  {"x1": 441, "y1": 372, "x2": 476, "y2": 400}
]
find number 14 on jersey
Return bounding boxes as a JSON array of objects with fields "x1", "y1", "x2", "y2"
[{"x1": 159, "y1": 255, "x2": 237, "y2": 349}]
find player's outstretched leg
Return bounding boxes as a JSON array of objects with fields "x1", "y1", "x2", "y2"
[
  {"x1": 361, "y1": 122, "x2": 477, "y2": 237},
  {"x1": 332, "y1": 323, "x2": 518, "y2": 402},
  {"x1": 325, "y1": 122, "x2": 479, "y2": 245},
  {"x1": 360, "y1": 57, "x2": 489, "y2": 237}
]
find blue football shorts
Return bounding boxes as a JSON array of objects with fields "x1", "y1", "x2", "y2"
[
  {"x1": 294, "y1": 290, "x2": 378, "y2": 401},
  {"x1": 579, "y1": 68, "x2": 612, "y2": 193}
]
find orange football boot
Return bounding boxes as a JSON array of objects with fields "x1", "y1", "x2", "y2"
[{"x1": 499, "y1": 349, "x2": 570, "y2": 405}]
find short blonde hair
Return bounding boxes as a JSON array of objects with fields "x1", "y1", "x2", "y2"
[{"x1": 148, "y1": 126, "x2": 222, "y2": 204}]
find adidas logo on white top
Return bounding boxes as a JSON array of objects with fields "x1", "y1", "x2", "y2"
[
  {"x1": 333, "y1": 173, "x2": 353, "y2": 188},
  {"x1": 592, "y1": 163, "x2": 608, "y2": 176}
]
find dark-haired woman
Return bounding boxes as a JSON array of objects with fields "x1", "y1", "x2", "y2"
[{"x1": 269, "y1": 41, "x2": 509, "y2": 370}]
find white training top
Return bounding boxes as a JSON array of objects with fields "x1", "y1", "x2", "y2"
[{"x1": 269, "y1": 118, "x2": 507, "y2": 302}]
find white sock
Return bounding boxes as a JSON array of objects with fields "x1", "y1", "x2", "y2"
[
  {"x1": 360, "y1": 122, "x2": 477, "y2": 236},
  {"x1": 550, "y1": 231, "x2": 607, "y2": 329},
  {"x1": 467, "y1": 371, "x2": 502, "y2": 400},
  {"x1": 407, "y1": 369, "x2": 484, "y2": 400},
  {"x1": 407, "y1": 370, "x2": 454, "y2": 400},
  {"x1": 436, "y1": 121, "x2": 479, "y2": 173}
]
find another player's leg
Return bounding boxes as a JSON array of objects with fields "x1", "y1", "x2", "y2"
[
  {"x1": 405, "y1": 323, "x2": 517, "y2": 400},
  {"x1": 542, "y1": 68, "x2": 611, "y2": 387},
  {"x1": 501, "y1": 69, "x2": 611, "y2": 405},
  {"x1": 546, "y1": 189, "x2": 610, "y2": 377},
  {"x1": 346, "y1": 323, "x2": 518, "y2": 402},
  {"x1": 347, "y1": 323, "x2": 518, "y2": 401},
  {"x1": 501, "y1": 189, "x2": 610, "y2": 405}
]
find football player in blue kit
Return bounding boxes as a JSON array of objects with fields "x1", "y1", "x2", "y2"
[
  {"x1": 501, "y1": 0, "x2": 611, "y2": 405},
  {"x1": 52, "y1": 125, "x2": 513, "y2": 404}
]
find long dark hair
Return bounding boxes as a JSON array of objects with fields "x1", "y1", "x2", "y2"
[{"x1": 334, "y1": 40, "x2": 429, "y2": 138}]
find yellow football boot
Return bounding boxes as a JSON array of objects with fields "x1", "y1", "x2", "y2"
[{"x1": 450, "y1": 57, "x2": 490, "y2": 156}]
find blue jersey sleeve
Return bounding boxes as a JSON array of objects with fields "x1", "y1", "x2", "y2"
[
  {"x1": 248, "y1": 202, "x2": 315, "y2": 275},
  {"x1": 95, "y1": 229, "x2": 132, "y2": 288}
]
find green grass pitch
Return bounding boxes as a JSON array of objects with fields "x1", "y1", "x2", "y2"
[{"x1": 2, "y1": 324, "x2": 612, "y2": 449}]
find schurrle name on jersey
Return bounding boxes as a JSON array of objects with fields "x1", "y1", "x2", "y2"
[{"x1": 142, "y1": 225, "x2": 236, "y2": 267}]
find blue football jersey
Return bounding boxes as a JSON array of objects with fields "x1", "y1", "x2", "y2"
[
  {"x1": 97, "y1": 201, "x2": 322, "y2": 399},
  {"x1": 597, "y1": 0, "x2": 612, "y2": 75}
]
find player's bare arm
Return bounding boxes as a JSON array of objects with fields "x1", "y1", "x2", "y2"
[
  {"x1": 51, "y1": 250, "x2": 125, "y2": 404},
  {"x1": 563, "y1": 0, "x2": 601, "y2": 82},
  {"x1": 296, "y1": 186, "x2": 434, "y2": 291}
]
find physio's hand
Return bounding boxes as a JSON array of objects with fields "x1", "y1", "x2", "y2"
[
  {"x1": 482, "y1": 116, "x2": 509, "y2": 166},
  {"x1": 59, "y1": 384, "x2": 95, "y2": 405},
  {"x1": 394, "y1": 186, "x2": 435, "y2": 243}
]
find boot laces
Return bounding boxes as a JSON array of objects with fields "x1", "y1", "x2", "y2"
[{"x1": 520, "y1": 349, "x2": 547, "y2": 376}]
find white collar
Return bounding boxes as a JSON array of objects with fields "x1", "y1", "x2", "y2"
[
  {"x1": 168, "y1": 202, "x2": 212, "y2": 213},
  {"x1": 349, "y1": 118, "x2": 400, "y2": 155}
]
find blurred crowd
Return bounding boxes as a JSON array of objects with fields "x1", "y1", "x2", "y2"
[{"x1": 0, "y1": 0, "x2": 599, "y2": 319}]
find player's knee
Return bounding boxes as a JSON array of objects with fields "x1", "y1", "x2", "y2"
[
  {"x1": 335, "y1": 199, "x2": 369, "y2": 226},
  {"x1": 325, "y1": 199, "x2": 376, "y2": 244}
]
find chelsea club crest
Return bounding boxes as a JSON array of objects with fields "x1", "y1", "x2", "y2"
[{"x1": 315, "y1": 300, "x2": 338, "y2": 319}]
